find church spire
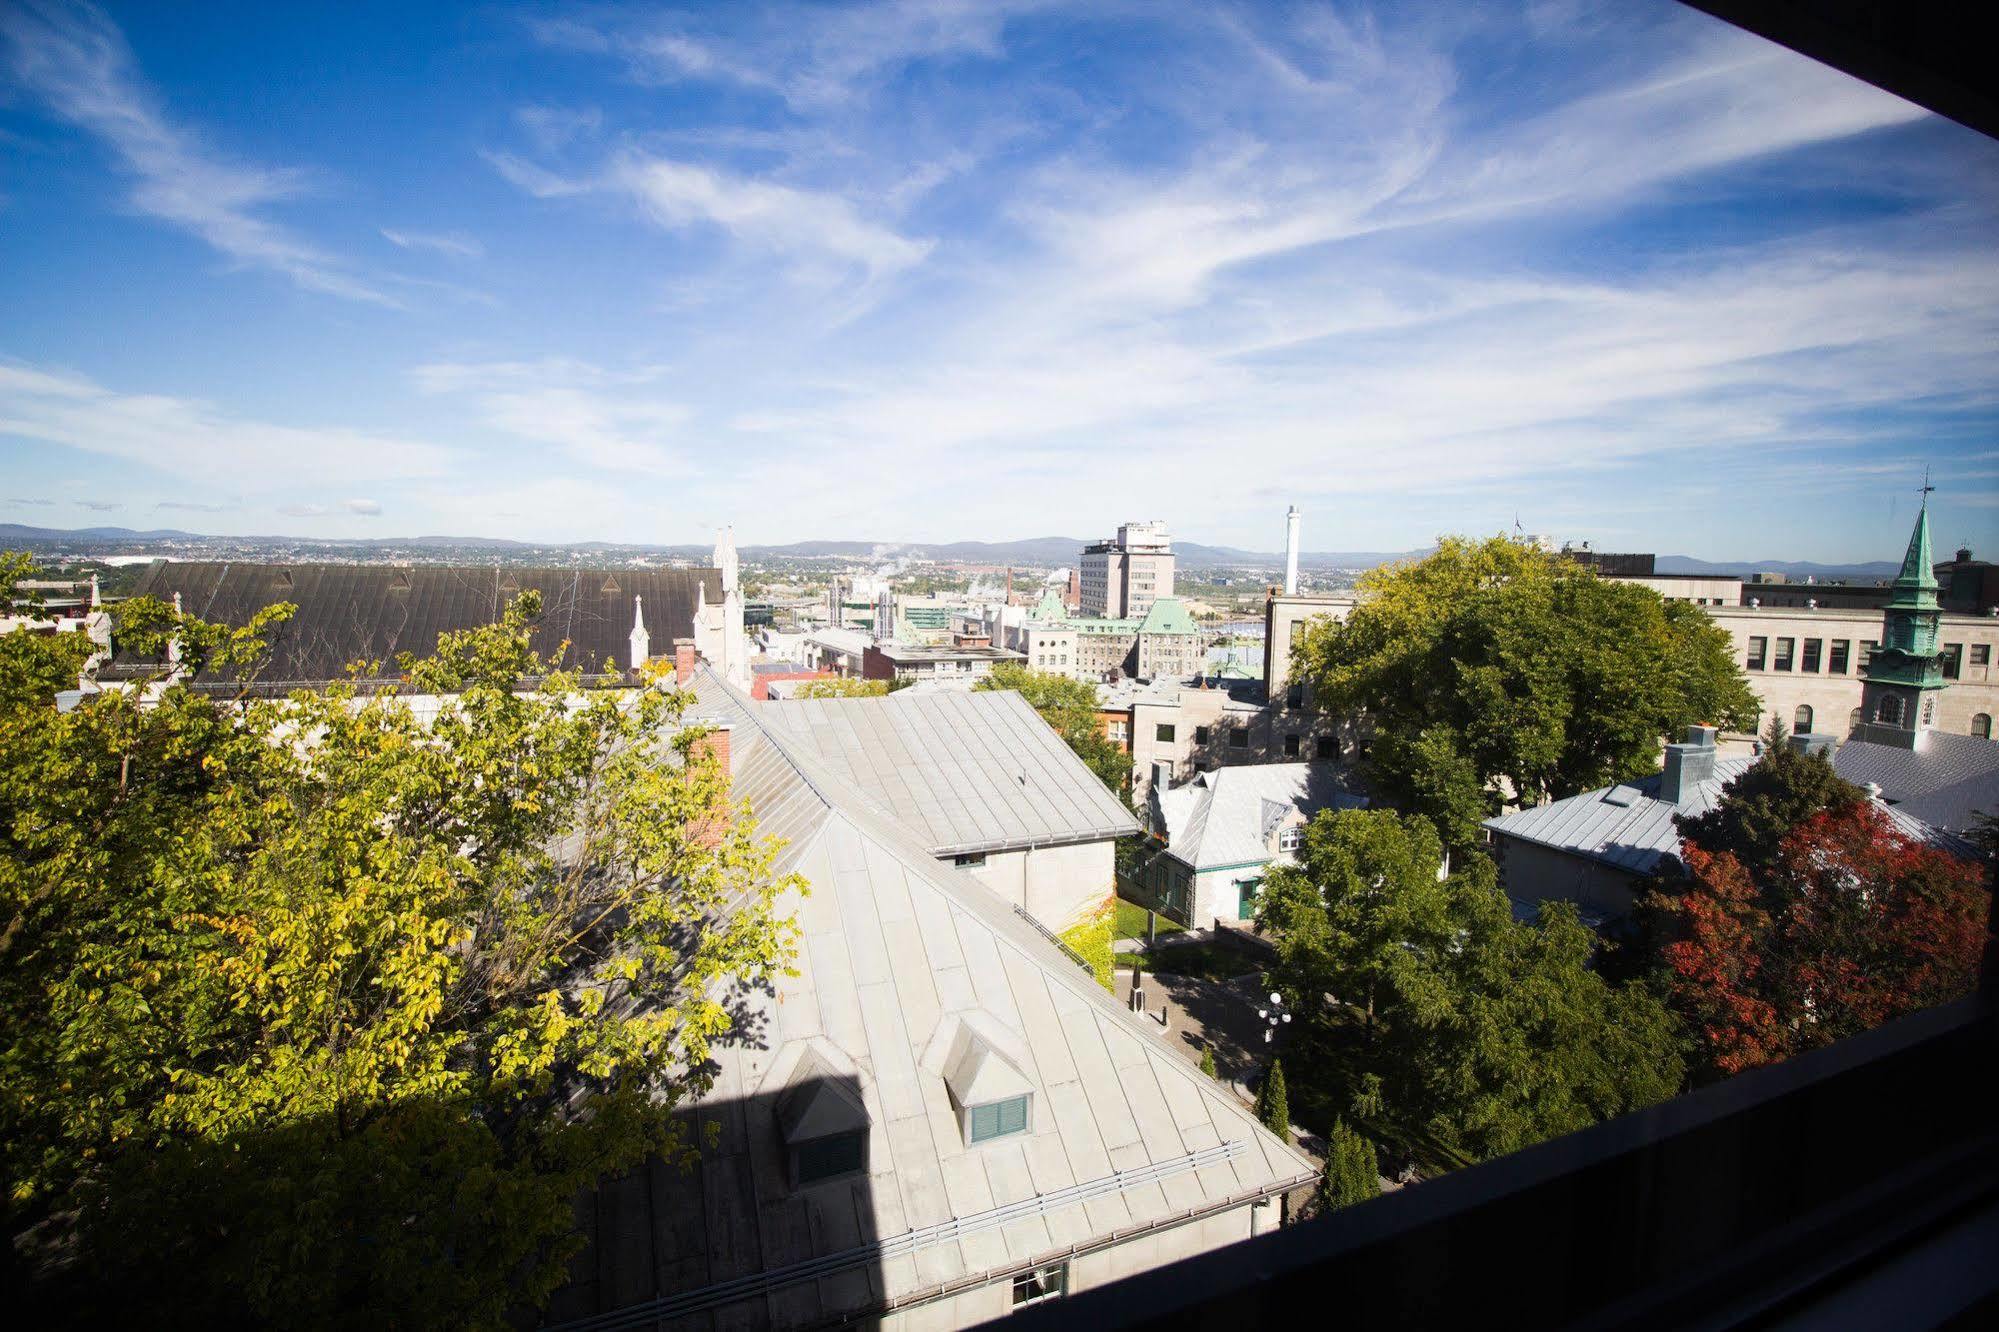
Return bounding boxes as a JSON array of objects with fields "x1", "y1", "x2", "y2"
[
  {"x1": 1859, "y1": 482, "x2": 1947, "y2": 749},
  {"x1": 1888, "y1": 494, "x2": 1939, "y2": 609}
]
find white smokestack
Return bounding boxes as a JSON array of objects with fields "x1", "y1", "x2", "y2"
[{"x1": 1284, "y1": 506, "x2": 1301, "y2": 595}]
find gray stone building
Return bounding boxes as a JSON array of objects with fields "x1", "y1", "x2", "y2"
[{"x1": 1080, "y1": 521, "x2": 1175, "y2": 619}]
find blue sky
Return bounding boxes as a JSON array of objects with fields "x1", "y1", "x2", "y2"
[{"x1": 2, "y1": 0, "x2": 1995, "y2": 560}]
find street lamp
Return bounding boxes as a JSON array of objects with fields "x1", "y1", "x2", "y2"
[{"x1": 1256, "y1": 990, "x2": 1291, "y2": 1043}]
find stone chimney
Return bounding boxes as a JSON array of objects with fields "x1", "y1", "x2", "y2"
[
  {"x1": 1659, "y1": 724, "x2": 1718, "y2": 803},
  {"x1": 674, "y1": 638, "x2": 698, "y2": 685},
  {"x1": 1788, "y1": 732, "x2": 1837, "y2": 760}
]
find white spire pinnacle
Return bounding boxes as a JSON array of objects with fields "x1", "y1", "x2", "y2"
[{"x1": 629, "y1": 593, "x2": 651, "y2": 672}]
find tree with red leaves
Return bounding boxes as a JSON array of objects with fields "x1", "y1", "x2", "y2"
[{"x1": 1663, "y1": 802, "x2": 1988, "y2": 1080}]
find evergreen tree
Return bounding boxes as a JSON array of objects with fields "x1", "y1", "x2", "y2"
[
  {"x1": 1200, "y1": 1044, "x2": 1218, "y2": 1079},
  {"x1": 1256, "y1": 1059, "x2": 1290, "y2": 1139},
  {"x1": 1672, "y1": 737, "x2": 1864, "y2": 887},
  {"x1": 1319, "y1": 1119, "x2": 1380, "y2": 1210}
]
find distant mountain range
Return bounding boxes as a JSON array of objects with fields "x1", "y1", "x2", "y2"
[{"x1": 0, "y1": 523, "x2": 1907, "y2": 581}]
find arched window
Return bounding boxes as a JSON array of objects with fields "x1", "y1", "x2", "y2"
[
  {"x1": 1793, "y1": 704, "x2": 1813, "y2": 734},
  {"x1": 1974, "y1": 713, "x2": 1993, "y2": 740},
  {"x1": 1878, "y1": 695, "x2": 1905, "y2": 727},
  {"x1": 1848, "y1": 707, "x2": 1863, "y2": 733}
]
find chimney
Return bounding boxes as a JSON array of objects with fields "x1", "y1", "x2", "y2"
[
  {"x1": 1284, "y1": 505, "x2": 1301, "y2": 596},
  {"x1": 1788, "y1": 732, "x2": 1837, "y2": 760},
  {"x1": 1659, "y1": 725, "x2": 1717, "y2": 803},
  {"x1": 1151, "y1": 760, "x2": 1174, "y2": 794},
  {"x1": 692, "y1": 723, "x2": 732, "y2": 775},
  {"x1": 673, "y1": 638, "x2": 698, "y2": 685}
]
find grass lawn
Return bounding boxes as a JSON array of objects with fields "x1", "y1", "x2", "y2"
[{"x1": 1113, "y1": 898, "x2": 1185, "y2": 941}]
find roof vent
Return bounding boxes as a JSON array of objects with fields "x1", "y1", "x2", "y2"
[
  {"x1": 776, "y1": 1051, "x2": 870, "y2": 1146},
  {"x1": 600, "y1": 576, "x2": 621, "y2": 594},
  {"x1": 942, "y1": 1026, "x2": 1033, "y2": 1112},
  {"x1": 389, "y1": 568, "x2": 412, "y2": 592},
  {"x1": 1603, "y1": 784, "x2": 1642, "y2": 807},
  {"x1": 272, "y1": 568, "x2": 294, "y2": 590},
  {"x1": 499, "y1": 573, "x2": 519, "y2": 593}
]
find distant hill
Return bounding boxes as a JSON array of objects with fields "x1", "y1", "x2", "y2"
[{"x1": 0, "y1": 524, "x2": 1915, "y2": 578}]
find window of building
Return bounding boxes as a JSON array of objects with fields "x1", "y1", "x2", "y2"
[
  {"x1": 794, "y1": 1131, "x2": 867, "y2": 1185},
  {"x1": 969, "y1": 1094, "x2": 1030, "y2": 1143},
  {"x1": 1316, "y1": 735, "x2": 1339, "y2": 760},
  {"x1": 1228, "y1": 727, "x2": 1249, "y2": 750},
  {"x1": 1155, "y1": 723, "x2": 1175, "y2": 743},
  {"x1": 1849, "y1": 706, "x2": 1863, "y2": 732},
  {"x1": 1863, "y1": 640, "x2": 1880, "y2": 669},
  {"x1": 1012, "y1": 1263, "x2": 1067, "y2": 1307},
  {"x1": 1746, "y1": 636, "x2": 1767, "y2": 671},
  {"x1": 1829, "y1": 640, "x2": 1850, "y2": 674},
  {"x1": 1942, "y1": 644, "x2": 1963, "y2": 679},
  {"x1": 1973, "y1": 644, "x2": 1992, "y2": 668},
  {"x1": 1802, "y1": 638, "x2": 1822, "y2": 672},
  {"x1": 954, "y1": 852, "x2": 986, "y2": 868},
  {"x1": 1277, "y1": 825, "x2": 1303, "y2": 853},
  {"x1": 1284, "y1": 734, "x2": 1301, "y2": 757},
  {"x1": 1974, "y1": 714, "x2": 1992, "y2": 740},
  {"x1": 1194, "y1": 725, "x2": 1211, "y2": 745},
  {"x1": 1286, "y1": 684, "x2": 1304, "y2": 709},
  {"x1": 1794, "y1": 704, "x2": 1813, "y2": 734},
  {"x1": 1878, "y1": 695, "x2": 1905, "y2": 727},
  {"x1": 1773, "y1": 637, "x2": 1794, "y2": 672}
]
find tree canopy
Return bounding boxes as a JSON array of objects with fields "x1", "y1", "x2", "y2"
[
  {"x1": 977, "y1": 663, "x2": 1130, "y2": 802},
  {"x1": 793, "y1": 675, "x2": 895, "y2": 697},
  {"x1": 1, "y1": 560, "x2": 800, "y2": 1325},
  {"x1": 1259, "y1": 807, "x2": 1683, "y2": 1167},
  {"x1": 1292, "y1": 537, "x2": 1757, "y2": 846},
  {"x1": 1659, "y1": 802, "x2": 1987, "y2": 1080}
]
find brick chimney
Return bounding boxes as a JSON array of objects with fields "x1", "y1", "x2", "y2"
[
  {"x1": 692, "y1": 723, "x2": 731, "y2": 775},
  {"x1": 674, "y1": 638, "x2": 698, "y2": 685},
  {"x1": 1659, "y1": 724, "x2": 1718, "y2": 804}
]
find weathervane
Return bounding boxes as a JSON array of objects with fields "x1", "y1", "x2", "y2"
[{"x1": 1921, "y1": 466, "x2": 1935, "y2": 503}]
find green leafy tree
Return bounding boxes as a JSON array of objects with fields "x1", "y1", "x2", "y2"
[
  {"x1": 1673, "y1": 731, "x2": 1864, "y2": 885},
  {"x1": 1256, "y1": 1058, "x2": 1291, "y2": 1139},
  {"x1": 1320, "y1": 1119, "x2": 1380, "y2": 1210},
  {"x1": 1260, "y1": 808, "x2": 1683, "y2": 1167},
  {"x1": 978, "y1": 663, "x2": 1130, "y2": 802},
  {"x1": 1293, "y1": 537, "x2": 1756, "y2": 847},
  {"x1": 794, "y1": 675, "x2": 894, "y2": 698},
  {"x1": 0, "y1": 568, "x2": 801, "y2": 1326}
]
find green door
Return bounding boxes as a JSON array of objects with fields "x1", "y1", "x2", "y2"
[{"x1": 1236, "y1": 877, "x2": 1263, "y2": 920}]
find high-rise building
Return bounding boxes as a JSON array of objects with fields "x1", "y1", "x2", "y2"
[{"x1": 1080, "y1": 520, "x2": 1174, "y2": 618}]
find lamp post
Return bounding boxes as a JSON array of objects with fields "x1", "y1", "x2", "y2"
[{"x1": 1256, "y1": 989, "x2": 1291, "y2": 1043}]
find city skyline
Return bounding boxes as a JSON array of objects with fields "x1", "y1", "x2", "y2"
[{"x1": 4, "y1": 0, "x2": 1998, "y2": 558}]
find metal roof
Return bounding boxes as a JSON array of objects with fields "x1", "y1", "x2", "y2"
[
  {"x1": 112, "y1": 560, "x2": 717, "y2": 690},
  {"x1": 1159, "y1": 763, "x2": 1366, "y2": 872},
  {"x1": 546, "y1": 669, "x2": 1317, "y2": 1327},
  {"x1": 1484, "y1": 753, "x2": 1961, "y2": 874},
  {"x1": 759, "y1": 689, "x2": 1140, "y2": 855},
  {"x1": 1833, "y1": 731, "x2": 1999, "y2": 834}
]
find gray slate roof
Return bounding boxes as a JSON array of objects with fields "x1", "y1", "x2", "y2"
[
  {"x1": 1158, "y1": 762, "x2": 1366, "y2": 872},
  {"x1": 1484, "y1": 755, "x2": 1958, "y2": 876},
  {"x1": 113, "y1": 560, "x2": 718, "y2": 691},
  {"x1": 1832, "y1": 731, "x2": 1999, "y2": 835},
  {"x1": 544, "y1": 669, "x2": 1316, "y2": 1328},
  {"x1": 758, "y1": 690, "x2": 1140, "y2": 855}
]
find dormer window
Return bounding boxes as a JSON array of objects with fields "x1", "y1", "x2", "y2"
[
  {"x1": 776, "y1": 1052, "x2": 870, "y2": 1188},
  {"x1": 941, "y1": 1026, "x2": 1034, "y2": 1146},
  {"x1": 1277, "y1": 825, "x2": 1303, "y2": 854}
]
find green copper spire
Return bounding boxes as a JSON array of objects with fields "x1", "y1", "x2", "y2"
[{"x1": 1887, "y1": 499, "x2": 1939, "y2": 612}]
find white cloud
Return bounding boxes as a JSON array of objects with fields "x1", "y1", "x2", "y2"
[
  {"x1": 344, "y1": 498, "x2": 383, "y2": 515},
  {"x1": 1, "y1": 1, "x2": 395, "y2": 305},
  {"x1": 412, "y1": 359, "x2": 691, "y2": 474},
  {"x1": 0, "y1": 361, "x2": 455, "y2": 484},
  {"x1": 380, "y1": 228, "x2": 483, "y2": 260}
]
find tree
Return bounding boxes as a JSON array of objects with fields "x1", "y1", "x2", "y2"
[
  {"x1": 1672, "y1": 733, "x2": 1863, "y2": 885},
  {"x1": 0, "y1": 571, "x2": 802, "y2": 1325},
  {"x1": 1293, "y1": 537, "x2": 1757, "y2": 847},
  {"x1": 977, "y1": 663, "x2": 1131, "y2": 802},
  {"x1": 1257, "y1": 1059, "x2": 1291, "y2": 1139},
  {"x1": 1259, "y1": 808, "x2": 1683, "y2": 1166},
  {"x1": 794, "y1": 675, "x2": 893, "y2": 697},
  {"x1": 1320, "y1": 1119, "x2": 1380, "y2": 1210},
  {"x1": 1200, "y1": 1044, "x2": 1218, "y2": 1079},
  {"x1": 1661, "y1": 803, "x2": 1987, "y2": 1080}
]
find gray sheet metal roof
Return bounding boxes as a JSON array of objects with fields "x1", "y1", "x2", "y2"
[
  {"x1": 1832, "y1": 731, "x2": 1999, "y2": 834},
  {"x1": 546, "y1": 669, "x2": 1317, "y2": 1328},
  {"x1": 112, "y1": 560, "x2": 717, "y2": 691},
  {"x1": 1159, "y1": 763, "x2": 1366, "y2": 871},
  {"x1": 1484, "y1": 755, "x2": 1959, "y2": 875},
  {"x1": 758, "y1": 690, "x2": 1140, "y2": 855}
]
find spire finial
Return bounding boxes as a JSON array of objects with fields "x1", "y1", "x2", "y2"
[{"x1": 1921, "y1": 466, "x2": 1935, "y2": 504}]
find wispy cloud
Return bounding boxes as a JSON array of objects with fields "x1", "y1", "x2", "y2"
[
  {"x1": 412, "y1": 359, "x2": 692, "y2": 474},
  {"x1": 380, "y1": 228, "x2": 484, "y2": 260},
  {"x1": 154, "y1": 500, "x2": 234, "y2": 513},
  {"x1": 0, "y1": 361, "x2": 455, "y2": 484},
  {"x1": 73, "y1": 499, "x2": 120, "y2": 511},
  {"x1": 6, "y1": 497, "x2": 57, "y2": 507},
  {"x1": 344, "y1": 497, "x2": 382, "y2": 515},
  {"x1": 0, "y1": 0, "x2": 394, "y2": 304}
]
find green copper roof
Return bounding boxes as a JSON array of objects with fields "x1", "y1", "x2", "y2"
[
  {"x1": 1137, "y1": 596, "x2": 1199, "y2": 636},
  {"x1": 1887, "y1": 503, "x2": 1941, "y2": 612},
  {"x1": 1031, "y1": 589, "x2": 1068, "y2": 622}
]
